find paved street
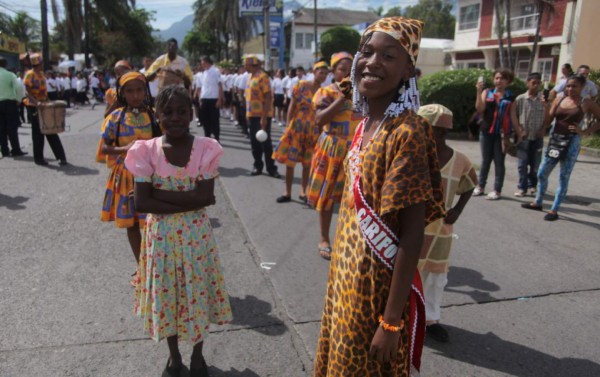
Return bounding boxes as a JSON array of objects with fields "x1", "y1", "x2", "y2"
[{"x1": 1, "y1": 105, "x2": 599, "y2": 377}]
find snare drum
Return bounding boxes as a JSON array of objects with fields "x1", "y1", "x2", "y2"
[
  {"x1": 38, "y1": 101, "x2": 67, "y2": 134},
  {"x1": 157, "y1": 69, "x2": 184, "y2": 92}
]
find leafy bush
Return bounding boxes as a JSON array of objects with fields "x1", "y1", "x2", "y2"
[
  {"x1": 419, "y1": 68, "x2": 527, "y2": 132},
  {"x1": 319, "y1": 27, "x2": 361, "y2": 63},
  {"x1": 581, "y1": 134, "x2": 600, "y2": 149}
]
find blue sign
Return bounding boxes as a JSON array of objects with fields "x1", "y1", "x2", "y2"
[{"x1": 270, "y1": 24, "x2": 280, "y2": 48}]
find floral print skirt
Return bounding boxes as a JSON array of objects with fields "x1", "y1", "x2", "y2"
[{"x1": 135, "y1": 209, "x2": 232, "y2": 344}]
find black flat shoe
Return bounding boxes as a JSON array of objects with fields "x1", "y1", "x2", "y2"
[
  {"x1": 298, "y1": 195, "x2": 307, "y2": 203},
  {"x1": 165, "y1": 357, "x2": 184, "y2": 377},
  {"x1": 426, "y1": 323, "x2": 449, "y2": 343},
  {"x1": 10, "y1": 151, "x2": 27, "y2": 157},
  {"x1": 521, "y1": 203, "x2": 542, "y2": 211},
  {"x1": 268, "y1": 171, "x2": 281, "y2": 179},
  {"x1": 544, "y1": 212, "x2": 559, "y2": 221},
  {"x1": 250, "y1": 168, "x2": 262, "y2": 176},
  {"x1": 35, "y1": 159, "x2": 49, "y2": 166},
  {"x1": 276, "y1": 195, "x2": 291, "y2": 203},
  {"x1": 59, "y1": 160, "x2": 68, "y2": 166}
]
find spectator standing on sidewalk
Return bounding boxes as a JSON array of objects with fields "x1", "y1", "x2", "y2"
[
  {"x1": 0, "y1": 56, "x2": 27, "y2": 158},
  {"x1": 510, "y1": 72, "x2": 550, "y2": 197},
  {"x1": 23, "y1": 54, "x2": 67, "y2": 166},
  {"x1": 522, "y1": 75, "x2": 600, "y2": 221},
  {"x1": 473, "y1": 68, "x2": 516, "y2": 200},
  {"x1": 417, "y1": 104, "x2": 477, "y2": 343},
  {"x1": 244, "y1": 55, "x2": 280, "y2": 178},
  {"x1": 196, "y1": 56, "x2": 223, "y2": 141}
]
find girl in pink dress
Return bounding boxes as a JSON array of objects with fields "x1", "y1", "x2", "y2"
[{"x1": 125, "y1": 85, "x2": 231, "y2": 377}]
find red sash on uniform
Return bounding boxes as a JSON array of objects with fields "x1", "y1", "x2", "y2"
[{"x1": 350, "y1": 121, "x2": 426, "y2": 374}]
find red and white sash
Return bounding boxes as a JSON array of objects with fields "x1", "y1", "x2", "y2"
[{"x1": 349, "y1": 120, "x2": 426, "y2": 374}]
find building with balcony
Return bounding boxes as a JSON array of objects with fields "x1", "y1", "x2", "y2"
[{"x1": 448, "y1": 0, "x2": 600, "y2": 83}]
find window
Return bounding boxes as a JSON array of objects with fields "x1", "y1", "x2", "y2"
[
  {"x1": 455, "y1": 60, "x2": 485, "y2": 70},
  {"x1": 459, "y1": 4, "x2": 480, "y2": 31},
  {"x1": 510, "y1": 3, "x2": 538, "y2": 31},
  {"x1": 295, "y1": 33, "x2": 305, "y2": 49},
  {"x1": 538, "y1": 59, "x2": 553, "y2": 82},
  {"x1": 304, "y1": 33, "x2": 314, "y2": 50}
]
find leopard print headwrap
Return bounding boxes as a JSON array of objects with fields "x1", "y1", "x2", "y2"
[{"x1": 350, "y1": 17, "x2": 424, "y2": 117}]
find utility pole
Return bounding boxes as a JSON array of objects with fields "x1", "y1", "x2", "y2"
[
  {"x1": 263, "y1": 0, "x2": 271, "y2": 71},
  {"x1": 314, "y1": 0, "x2": 318, "y2": 64},
  {"x1": 84, "y1": 0, "x2": 91, "y2": 68},
  {"x1": 40, "y1": 0, "x2": 49, "y2": 71}
]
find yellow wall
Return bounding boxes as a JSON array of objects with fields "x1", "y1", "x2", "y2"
[
  {"x1": 0, "y1": 34, "x2": 25, "y2": 54},
  {"x1": 572, "y1": 0, "x2": 600, "y2": 68}
]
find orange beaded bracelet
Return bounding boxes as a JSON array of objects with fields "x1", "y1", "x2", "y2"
[{"x1": 378, "y1": 315, "x2": 404, "y2": 332}]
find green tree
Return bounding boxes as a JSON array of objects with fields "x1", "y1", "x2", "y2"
[
  {"x1": 528, "y1": 0, "x2": 555, "y2": 75},
  {"x1": 193, "y1": 0, "x2": 257, "y2": 63},
  {"x1": 384, "y1": 7, "x2": 403, "y2": 17},
  {"x1": 182, "y1": 28, "x2": 219, "y2": 63},
  {"x1": 319, "y1": 26, "x2": 360, "y2": 63},
  {"x1": 403, "y1": 0, "x2": 455, "y2": 39},
  {"x1": 1, "y1": 12, "x2": 41, "y2": 50},
  {"x1": 368, "y1": 6, "x2": 384, "y2": 17}
]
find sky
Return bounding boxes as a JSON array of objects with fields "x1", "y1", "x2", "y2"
[{"x1": 1, "y1": 0, "x2": 421, "y2": 31}]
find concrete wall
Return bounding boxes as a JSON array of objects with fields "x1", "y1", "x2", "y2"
[{"x1": 571, "y1": 0, "x2": 600, "y2": 69}]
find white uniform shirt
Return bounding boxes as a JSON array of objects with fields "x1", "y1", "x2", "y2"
[
  {"x1": 139, "y1": 67, "x2": 159, "y2": 98},
  {"x1": 272, "y1": 77, "x2": 284, "y2": 95},
  {"x1": 46, "y1": 77, "x2": 58, "y2": 93},
  {"x1": 76, "y1": 78, "x2": 87, "y2": 92},
  {"x1": 235, "y1": 72, "x2": 249, "y2": 91},
  {"x1": 90, "y1": 76, "x2": 100, "y2": 89},
  {"x1": 282, "y1": 76, "x2": 291, "y2": 98},
  {"x1": 199, "y1": 65, "x2": 221, "y2": 99}
]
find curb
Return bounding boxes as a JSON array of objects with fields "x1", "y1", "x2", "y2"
[{"x1": 580, "y1": 146, "x2": 600, "y2": 158}]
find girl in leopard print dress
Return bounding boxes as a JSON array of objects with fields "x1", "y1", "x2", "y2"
[{"x1": 314, "y1": 17, "x2": 445, "y2": 377}]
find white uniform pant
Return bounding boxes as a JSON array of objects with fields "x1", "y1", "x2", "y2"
[{"x1": 421, "y1": 270, "x2": 448, "y2": 322}]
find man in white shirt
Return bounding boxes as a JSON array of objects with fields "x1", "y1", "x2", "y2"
[
  {"x1": 234, "y1": 66, "x2": 249, "y2": 136},
  {"x1": 46, "y1": 71, "x2": 58, "y2": 101},
  {"x1": 192, "y1": 66, "x2": 203, "y2": 126},
  {"x1": 550, "y1": 64, "x2": 598, "y2": 100},
  {"x1": 139, "y1": 56, "x2": 159, "y2": 103},
  {"x1": 195, "y1": 56, "x2": 224, "y2": 141}
]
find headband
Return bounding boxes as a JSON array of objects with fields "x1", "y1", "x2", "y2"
[
  {"x1": 119, "y1": 71, "x2": 146, "y2": 87},
  {"x1": 330, "y1": 52, "x2": 353, "y2": 68}
]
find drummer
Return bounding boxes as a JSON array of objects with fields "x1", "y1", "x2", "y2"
[
  {"x1": 145, "y1": 38, "x2": 193, "y2": 90},
  {"x1": 23, "y1": 53, "x2": 67, "y2": 166}
]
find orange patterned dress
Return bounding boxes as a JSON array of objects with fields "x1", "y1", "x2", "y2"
[
  {"x1": 314, "y1": 112, "x2": 445, "y2": 376},
  {"x1": 306, "y1": 84, "x2": 363, "y2": 211}
]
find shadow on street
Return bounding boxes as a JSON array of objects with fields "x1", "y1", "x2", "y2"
[
  {"x1": 229, "y1": 295, "x2": 287, "y2": 336},
  {"x1": 446, "y1": 266, "x2": 501, "y2": 303},
  {"x1": 0, "y1": 193, "x2": 29, "y2": 210},
  {"x1": 426, "y1": 324, "x2": 600, "y2": 377}
]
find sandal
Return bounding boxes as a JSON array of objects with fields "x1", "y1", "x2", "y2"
[
  {"x1": 276, "y1": 195, "x2": 291, "y2": 203},
  {"x1": 521, "y1": 203, "x2": 543, "y2": 211},
  {"x1": 318, "y1": 245, "x2": 332, "y2": 260},
  {"x1": 130, "y1": 269, "x2": 140, "y2": 288}
]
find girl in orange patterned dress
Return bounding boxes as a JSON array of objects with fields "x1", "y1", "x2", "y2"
[
  {"x1": 306, "y1": 52, "x2": 363, "y2": 259},
  {"x1": 272, "y1": 60, "x2": 329, "y2": 203},
  {"x1": 100, "y1": 72, "x2": 160, "y2": 269}
]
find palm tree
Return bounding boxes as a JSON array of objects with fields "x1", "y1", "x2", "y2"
[
  {"x1": 504, "y1": 0, "x2": 514, "y2": 70},
  {"x1": 528, "y1": 0, "x2": 555, "y2": 75},
  {"x1": 193, "y1": 0, "x2": 257, "y2": 63},
  {"x1": 5, "y1": 12, "x2": 41, "y2": 50},
  {"x1": 494, "y1": 0, "x2": 506, "y2": 67}
]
